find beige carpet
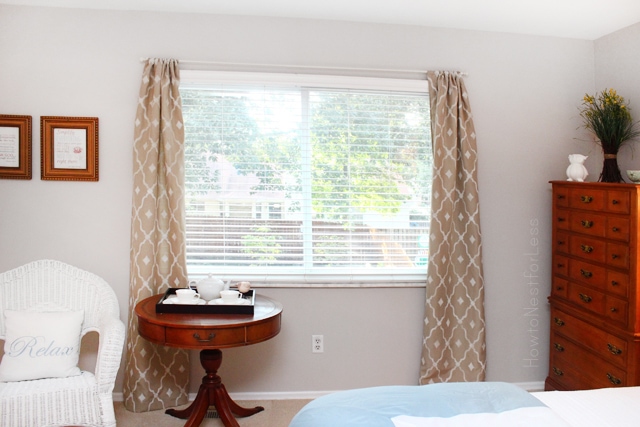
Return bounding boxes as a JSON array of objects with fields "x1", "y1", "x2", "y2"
[{"x1": 114, "y1": 399, "x2": 311, "y2": 427}]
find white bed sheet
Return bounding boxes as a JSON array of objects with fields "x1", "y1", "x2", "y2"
[
  {"x1": 531, "y1": 386, "x2": 640, "y2": 427},
  {"x1": 391, "y1": 407, "x2": 571, "y2": 427}
]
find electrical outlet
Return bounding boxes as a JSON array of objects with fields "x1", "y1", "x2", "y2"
[{"x1": 312, "y1": 335, "x2": 324, "y2": 353}]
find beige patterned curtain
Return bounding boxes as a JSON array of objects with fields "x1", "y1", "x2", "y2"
[
  {"x1": 419, "y1": 71, "x2": 486, "y2": 384},
  {"x1": 122, "y1": 58, "x2": 190, "y2": 412}
]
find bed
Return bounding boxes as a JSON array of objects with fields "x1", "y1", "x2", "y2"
[{"x1": 288, "y1": 382, "x2": 640, "y2": 427}]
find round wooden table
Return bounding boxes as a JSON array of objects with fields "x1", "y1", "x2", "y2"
[{"x1": 135, "y1": 294, "x2": 283, "y2": 427}]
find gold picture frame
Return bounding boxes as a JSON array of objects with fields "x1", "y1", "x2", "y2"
[
  {"x1": 0, "y1": 114, "x2": 32, "y2": 180},
  {"x1": 41, "y1": 116, "x2": 99, "y2": 181}
]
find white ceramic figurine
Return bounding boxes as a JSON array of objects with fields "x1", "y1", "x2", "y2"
[{"x1": 566, "y1": 154, "x2": 588, "y2": 182}]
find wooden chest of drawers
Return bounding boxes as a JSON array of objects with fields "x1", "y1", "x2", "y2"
[{"x1": 546, "y1": 181, "x2": 640, "y2": 391}]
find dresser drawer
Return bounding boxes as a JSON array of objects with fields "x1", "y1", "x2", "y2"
[
  {"x1": 607, "y1": 190, "x2": 631, "y2": 214},
  {"x1": 569, "y1": 259, "x2": 606, "y2": 288},
  {"x1": 554, "y1": 231, "x2": 570, "y2": 255},
  {"x1": 566, "y1": 283, "x2": 628, "y2": 325},
  {"x1": 165, "y1": 326, "x2": 246, "y2": 348},
  {"x1": 548, "y1": 357, "x2": 591, "y2": 390},
  {"x1": 607, "y1": 216, "x2": 630, "y2": 242},
  {"x1": 555, "y1": 209, "x2": 570, "y2": 231},
  {"x1": 567, "y1": 254, "x2": 629, "y2": 297},
  {"x1": 565, "y1": 234, "x2": 629, "y2": 268},
  {"x1": 606, "y1": 295, "x2": 628, "y2": 325},
  {"x1": 568, "y1": 235, "x2": 606, "y2": 263},
  {"x1": 606, "y1": 269, "x2": 629, "y2": 298},
  {"x1": 568, "y1": 188, "x2": 606, "y2": 211},
  {"x1": 550, "y1": 308, "x2": 627, "y2": 367},
  {"x1": 549, "y1": 336, "x2": 627, "y2": 389},
  {"x1": 553, "y1": 255, "x2": 569, "y2": 277},
  {"x1": 567, "y1": 187, "x2": 631, "y2": 214},
  {"x1": 568, "y1": 282, "x2": 606, "y2": 315},
  {"x1": 554, "y1": 186, "x2": 569, "y2": 208},
  {"x1": 606, "y1": 242, "x2": 629, "y2": 269},
  {"x1": 568, "y1": 211, "x2": 607, "y2": 237},
  {"x1": 551, "y1": 278, "x2": 568, "y2": 298}
]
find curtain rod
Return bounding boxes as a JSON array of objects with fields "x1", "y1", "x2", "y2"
[{"x1": 139, "y1": 57, "x2": 467, "y2": 78}]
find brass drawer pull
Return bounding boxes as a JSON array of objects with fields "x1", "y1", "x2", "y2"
[
  {"x1": 553, "y1": 343, "x2": 565, "y2": 352},
  {"x1": 607, "y1": 373, "x2": 622, "y2": 385},
  {"x1": 581, "y1": 195, "x2": 593, "y2": 203},
  {"x1": 581, "y1": 220, "x2": 594, "y2": 228},
  {"x1": 607, "y1": 343, "x2": 622, "y2": 355},
  {"x1": 554, "y1": 317, "x2": 565, "y2": 327},
  {"x1": 611, "y1": 280, "x2": 619, "y2": 286},
  {"x1": 579, "y1": 293, "x2": 592, "y2": 303},
  {"x1": 610, "y1": 307, "x2": 618, "y2": 313},
  {"x1": 611, "y1": 254, "x2": 620, "y2": 259},
  {"x1": 580, "y1": 269, "x2": 593, "y2": 278},
  {"x1": 193, "y1": 332, "x2": 216, "y2": 342},
  {"x1": 552, "y1": 367, "x2": 564, "y2": 376},
  {"x1": 612, "y1": 227, "x2": 619, "y2": 232},
  {"x1": 557, "y1": 195, "x2": 566, "y2": 200},
  {"x1": 580, "y1": 245, "x2": 594, "y2": 253},
  {"x1": 612, "y1": 199, "x2": 619, "y2": 205}
]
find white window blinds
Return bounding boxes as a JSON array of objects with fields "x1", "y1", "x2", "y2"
[{"x1": 181, "y1": 72, "x2": 432, "y2": 285}]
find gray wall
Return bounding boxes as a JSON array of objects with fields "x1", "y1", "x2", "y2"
[
  {"x1": 0, "y1": 4, "x2": 611, "y2": 398},
  {"x1": 593, "y1": 23, "x2": 640, "y2": 177}
]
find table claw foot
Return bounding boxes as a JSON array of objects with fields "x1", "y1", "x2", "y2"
[
  {"x1": 166, "y1": 386, "x2": 209, "y2": 425},
  {"x1": 220, "y1": 384, "x2": 264, "y2": 417},
  {"x1": 166, "y1": 405, "x2": 193, "y2": 419}
]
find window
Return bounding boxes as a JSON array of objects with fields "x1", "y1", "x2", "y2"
[{"x1": 181, "y1": 71, "x2": 432, "y2": 285}]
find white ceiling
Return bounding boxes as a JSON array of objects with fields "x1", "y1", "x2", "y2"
[{"x1": 3, "y1": 0, "x2": 640, "y2": 40}]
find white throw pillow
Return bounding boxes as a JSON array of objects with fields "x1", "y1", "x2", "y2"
[{"x1": 0, "y1": 310, "x2": 84, "y2": 382}]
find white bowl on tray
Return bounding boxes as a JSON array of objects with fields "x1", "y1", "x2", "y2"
[{"x1": 627, "y1": 170, "x2": 640, "y2": 183}]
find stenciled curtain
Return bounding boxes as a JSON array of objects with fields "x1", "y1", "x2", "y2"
[
  {"x1": 122, "y1": 58, "x2": 190, "y2": 412},
  {"x1": 419, "y1": 71, "x2": 486, "y2": 384}
]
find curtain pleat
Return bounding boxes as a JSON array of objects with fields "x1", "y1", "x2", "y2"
[
  {"x1": 122, "y1": 58, "x2": 190, "y2": 412},
  {"x1": 419, "y1": 71, "x2": 486, "y2": 384}
]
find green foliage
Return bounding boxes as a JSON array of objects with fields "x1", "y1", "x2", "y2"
[
  {"x1": 309, "y1": 91, "x2": 431, "y2": 220},
  {"x1": 182, "y1": 89, "x2": 431, "y2": 219},
  {"x1": 580, "y1": 88, "x2": 640, "y2": 153},
  {"x1": 182, "y1": 85, "x2": 432, "y2": 269},
  {"x1": 313, "y1": 234, "x2": 350, "y2": 266},
  {"x1": 241, "y1": 226, "x2": 281, "y2": 265},
  {"x1": 181, "y1": 89, "x2": 261, "y2": 197}
]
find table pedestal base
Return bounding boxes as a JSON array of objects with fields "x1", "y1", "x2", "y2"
[{"x1": 166, "y1": 349, "x2": 264, "y2": 427}]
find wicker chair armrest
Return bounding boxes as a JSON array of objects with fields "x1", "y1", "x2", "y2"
[{"x1": 94, "y1": 315, "x2": 126, "y2": 395}]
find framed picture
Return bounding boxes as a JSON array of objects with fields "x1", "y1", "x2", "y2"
[
  {"x1": 0, "y1": 115, "x2": 32, "y2": 180},
  {"x1": 41, "y1": 116, "x2": 99, "y2": 181}
]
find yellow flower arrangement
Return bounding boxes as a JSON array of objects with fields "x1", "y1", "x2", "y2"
[{"x1": 579, "y1": 88, "x2": 640, "y2": 182}]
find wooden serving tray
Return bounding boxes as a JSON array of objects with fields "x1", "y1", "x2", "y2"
[{"x1": 155, "y1": 288, "x2": 255, "y2": 315}]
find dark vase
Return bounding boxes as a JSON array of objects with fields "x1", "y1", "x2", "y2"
[{"x1": 599, "y1": 153, "x2": 623, "y2": 183}]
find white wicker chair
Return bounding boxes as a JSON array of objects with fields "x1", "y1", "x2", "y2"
[{"x1": 0, "y1": 259, "x2": 125, "y2": 427}]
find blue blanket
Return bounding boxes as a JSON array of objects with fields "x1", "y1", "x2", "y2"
[{"x1": 289, "y1": 382, "x2": 545, "y2": 427}]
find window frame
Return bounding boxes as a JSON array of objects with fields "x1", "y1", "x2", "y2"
[{"x1": 180, "y1": 70, "x2": 430, "y2": 288}]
